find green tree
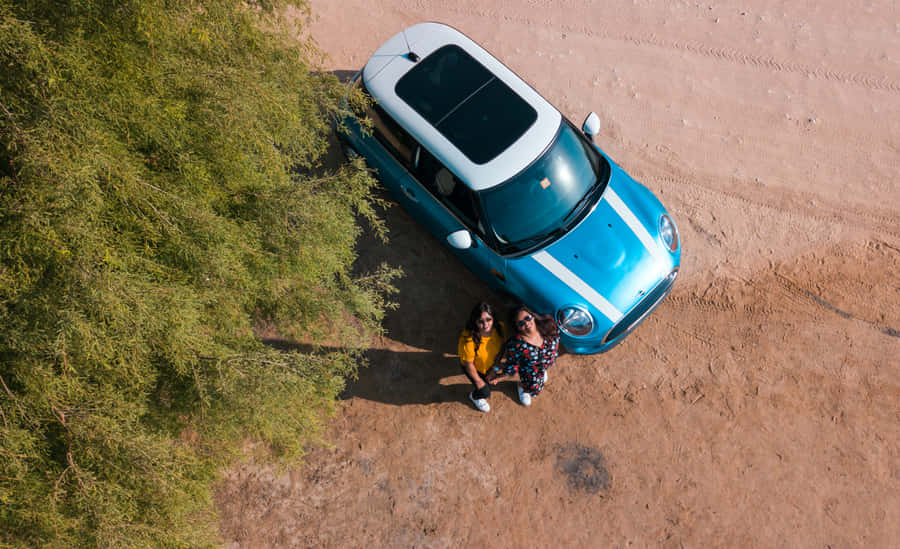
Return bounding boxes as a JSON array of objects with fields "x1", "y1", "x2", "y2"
[{"x1": 0, "y1": 0, "x2": 397, "y2": 546}]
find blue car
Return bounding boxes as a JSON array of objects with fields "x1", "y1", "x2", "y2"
[{"x1": 337, "y1": 22, "x2": 681, "y2": 353}]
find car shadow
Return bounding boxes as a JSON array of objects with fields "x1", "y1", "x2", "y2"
[
  {"x1": 329, "y1": 69, "x2": 359, "y2": 83},
  {"x1": 280, "y1": 79, "x2": 520, "y2": 407},
  {"x1": 346, "y1": 189, "x2": 522, "y2": 406}
]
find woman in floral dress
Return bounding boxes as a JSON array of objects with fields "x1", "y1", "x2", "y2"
[{"x1": 486, "y1": 304, "x2": 560, "y2": 406}]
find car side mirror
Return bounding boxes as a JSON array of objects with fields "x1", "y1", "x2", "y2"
[
  {"x1": 582, "y1": 112, "x2": 601, "y2": 142},
  {"x1": 446, "y1": 230, "x2": 472, "y2": 250}
]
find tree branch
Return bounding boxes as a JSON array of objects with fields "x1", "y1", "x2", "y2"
[{"x1": 0, "y1": 374, "x2": 31, "y2": 426}]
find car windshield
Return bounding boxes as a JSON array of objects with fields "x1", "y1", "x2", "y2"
[{"x1": 479, "y1": 120, "x2": 610, "y2": 253}]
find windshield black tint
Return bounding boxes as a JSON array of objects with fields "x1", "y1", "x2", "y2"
[{"x1": 480, "y1": 121, "x2": 609, "y2": 252}]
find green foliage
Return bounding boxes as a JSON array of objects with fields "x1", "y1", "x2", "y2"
[{"x1": 0, "y1": 0, "x2": 399, "y2": 546}]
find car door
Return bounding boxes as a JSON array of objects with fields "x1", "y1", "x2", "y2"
[
  {"x1": 349, "y1": 99, "x2": 508, "y2": 292},
  {"x1": 406, "y1": 147, "x2": 509, "y2": 293},
  {"x1": 347, "y1": 100, "x2": 424, "y2": 213}
]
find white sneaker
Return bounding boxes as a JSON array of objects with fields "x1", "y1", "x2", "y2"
[
  {"x1": 517, "y1": 385, "x2": 532, "y2": 406},
  {"x1": 469, "y1": 392, "x2": 490, "y2": 413}
]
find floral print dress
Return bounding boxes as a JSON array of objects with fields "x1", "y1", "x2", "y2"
[{"x1": 500, "y1": 334, "x2": 560, "y2": 396}]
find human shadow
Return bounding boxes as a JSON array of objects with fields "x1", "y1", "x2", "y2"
[{"x1": 262, "y1": 339, "x2": 524, "y2": 407}]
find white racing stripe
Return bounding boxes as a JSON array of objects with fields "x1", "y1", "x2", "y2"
[
  {"x1": 532, "y1": 251, "x2": 624, "y2": 323},
  {"x1": 603, "y1": 187, "x2": 667, "y2": 264}
]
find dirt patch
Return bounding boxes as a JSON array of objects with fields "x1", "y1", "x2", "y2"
[{"x1": 555, "y1": 443, "x2": 611, "y2": 495}]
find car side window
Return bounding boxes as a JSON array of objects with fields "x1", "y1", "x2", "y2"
[
  {"x1": 366, "y1": 102, "x2": 417, "y2": 168},
  {"x1": 414, "y1": 148, "x2": 483, "y2": 235}
]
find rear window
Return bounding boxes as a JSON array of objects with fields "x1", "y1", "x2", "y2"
[{"x1": 395, "y1": 45, "x2": 537, "y2": 165}]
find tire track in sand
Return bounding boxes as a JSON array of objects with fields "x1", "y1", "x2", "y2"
[
  {"x1": 441, "y1": 6, "x2": 900, "y2": 93},
  {"x1": 772, "y1": 272, "x2": 900, "y2": 339},
  {"x1": 645, "y1": 174, "x2": 900, "y2": 242},
  {"x1": 666, "y1": 294, "x2": 778, "y2": 319}
]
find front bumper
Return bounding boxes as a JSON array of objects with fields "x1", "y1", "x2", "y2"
[{"x1": 560, "y1": 268, "x2": 678, "y2": 354}]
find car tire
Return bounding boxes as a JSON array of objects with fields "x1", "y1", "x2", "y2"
[{"x1": 342, "y1": 143, "x2": 360, "y2": 161}]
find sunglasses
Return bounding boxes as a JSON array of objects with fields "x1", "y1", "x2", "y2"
[
  {"x1": 476, "y1": 317, "x2": 493, "y2": 325},
  {"x1": 516, "y1": 314, "x2": 533, "y2": 328}
]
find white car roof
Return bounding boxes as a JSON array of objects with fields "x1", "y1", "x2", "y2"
[{"x1": 362, "y1": 22, "x2": 562, "y2": 191}]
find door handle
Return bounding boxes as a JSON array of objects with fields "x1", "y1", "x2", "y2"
[{"x1": 401, "y1": 186, "x2": 417, "y2": 202}]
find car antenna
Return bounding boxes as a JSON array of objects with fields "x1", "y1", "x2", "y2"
[{"x1": 402, "y1": 29, "x2": 419, "y2": 62}]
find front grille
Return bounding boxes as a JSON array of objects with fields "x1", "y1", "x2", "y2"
[{"x1": 603, "y1": 268, "x2": 678, "y2": 344}]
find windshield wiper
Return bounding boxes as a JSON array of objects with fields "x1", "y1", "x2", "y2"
[
  {"x1": 562, "y1": 182, "x2": 600, "y2": 227},
  {"x1": 505, "y1": 226, "x2": 568, "y2": 252}
]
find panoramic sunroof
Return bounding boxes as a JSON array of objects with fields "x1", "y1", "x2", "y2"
[{"x1": 396, "y1": 45, "x2": 538, "y2": 165}]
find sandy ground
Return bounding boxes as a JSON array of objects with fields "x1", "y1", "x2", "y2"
[{"x1": 216, "y1": 1, "x2": 900, "y2": 547}]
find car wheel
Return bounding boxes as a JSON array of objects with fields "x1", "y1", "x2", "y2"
[{"x1": 342, "y1": 143, "x2": 360, "y2": 161}]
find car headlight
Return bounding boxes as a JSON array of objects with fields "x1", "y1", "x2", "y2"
[
  {"x1": 556, "y1": 306, "x2": 594, "y2": 337},
  {"x1": 659, "y1": 214, "x2": 679, "y2": 252}
]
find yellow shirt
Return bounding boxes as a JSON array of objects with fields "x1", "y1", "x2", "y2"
[{"x1": 458, "y1": 324, "x2": 505, "y2": 375}]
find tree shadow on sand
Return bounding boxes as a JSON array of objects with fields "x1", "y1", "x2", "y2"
[
  {"x1": 290, "y1": 75, "x2": 522, "y2": 407},
  {"x1": 329, "y1": 69, "x2": 359, "y2": 83}
]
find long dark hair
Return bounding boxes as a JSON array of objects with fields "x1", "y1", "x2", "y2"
[
  {"x1": 465, "y1": 302, "x2": 503, "y2": 353},
  {"x1": 508, "y1": 303, "x2": 559, "y2": 339}
]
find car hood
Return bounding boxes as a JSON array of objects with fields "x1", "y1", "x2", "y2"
[{"x1": 506, "y1": 174, "x2": 676, "y2": 326}]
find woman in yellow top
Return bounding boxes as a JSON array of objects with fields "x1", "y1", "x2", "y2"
[{"x1": 458, "y1": 302, "x2": 505, "y2": 413}]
